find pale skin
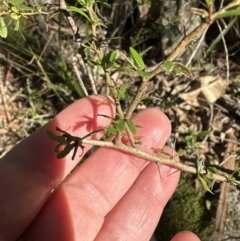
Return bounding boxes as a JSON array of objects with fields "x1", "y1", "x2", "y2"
[{"x1": 0, "y1": 95, "x2": 201, "y2": 241}]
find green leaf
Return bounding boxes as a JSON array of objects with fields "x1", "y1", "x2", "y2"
[
  {"x1": 11, "y1": 6, "x2": 19, "y2": 14},
  {"x1": 78, "y1": 0, "x2": 86, "y2": 5},
  {"x1": 54, "y1": 143, "x2": 62, "y2": 153},
  {"x1": 198, "y1": 175, "x2": 214, "y2": 194},
  {"x1": 0, "y1": 17, "x2": 7, "y2": 38},
  {"x1": 162, "y1": 61, "x2": 174, "y2": 73},
  {"x1": 57, "y1": 143, "x2": 74, "y2": 159},
  {"x1": 126, "y1": 119, "x2": 137, "y2": 134},
  {"x1": 106, "y1": 125, "x2": 118, "y2": 134},
  {"x1": 46, "y1": 131, "x2": 66, "y2": 143},
  {"x1": 11, "y1": 0, "x2": 24, "y2": 5},
  {"x1": 67, "y1": 6, "x2": 91, "y2": 22},
  {"x1": 87, "y1": 59, "x2": 102, "y2": 67},
  {"x1": 108, "y1": 50, "x2": 117, "y2": 62},
  {"x1": 214, "y1": 9, "x2": 240, "y2": 20},
  {"x1": 158, "y1": 148, "x2": 171, "y2": 157},
  {"x1": 118, "y1": 85, "x2": 126, "y2": 99},
  {"x1": 206, "y1": 169, "x2": 214, "y2": 179},
  {"x1": 99, "y1": 1, "x2": 111, "y2": 8},
  {"x1": 137, "y1": 69, "x2": 152, "y2": 77},
  {"x1": 177, "y1": 148, "x2": 184, "y2": 156},
  {"x1": 102, "y1": 50, "x2": 117, "y2": 68},
  {"x1": 196, "y1": 130, "x2": 210, "y2": 137},
  {"x1": 10, "y1": 12, "x2": 21, "y2": 20},
  {"x1": 116, "y1": 120, "x2": 125, "y2": 132},
  {"x1": 205, "y1": 0, "x2": 212, "y2": 6},
  {"x1": 191, "y1": 7, "x2": 209, "y2": 18},
  {"x1": 173, "y1": 62, "x2": 193, "y2": 78},
  {"x1": 129, "y1": 47, "x2": 145, "y2": 70},
  {"x1": 19, "y1": 5, "x2": 34, "y2": 11},
  {"x1": 196, "y1": 159, "x2": 204, "y2": 173}
]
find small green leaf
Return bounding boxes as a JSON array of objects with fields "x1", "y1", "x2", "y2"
[
  {"x1": 163, "y1": 61, "x2": 174, "y2": 73},
  {"x1": 10, "y1": 12, "x2": 21, "y2": 20},
  {"x1": 54, "y1": 143, "x2": 62, "y2": 153},
  {"x1": 14, "y1": 20, "x2": 20, "y2": 31},
  {"x1": 129, "y1": 47, "x2": 145, "y2": 70},
  {"x1": 11, "y1": 0, "x2": 24, "y2": 5},
  {"x1": 196, "y1": 130, "x2": 210, "y2": 137},
  {"x1": 173, "y1": 62, "x2": 193, "y2": 78},
  {"x1": 11, "y1": 6, "x2": 19, "y2": 14},
  {"x1": 177, "y1": 148, "x2": 184, "y2": 156},
  {"x1": 57, "y1": 144, "x2": 74, "y2": 159},
  {"x1": 116, "y1": 120, "x2": 125, "y2": 132},
  {"x1": 137, "y1": 69, "x2": 152, "y2": 77},
  {"x1": 0, "y1": 17, "x2": 7, "y2": 38},
  {"x1": 158, "y1": 148, "x2": 171, "y2": 157},
  {"x1": 100, "y1": 1, "x2": 111, "y2": 8},
  {"x1": 206, "y1": 169, "x2": 214, "y2": 179},
  {"x1": 198, "y1": 175, "x2": 214, "y2": 194},
  {"x1": 108, "y1": 50, "x2": 117, "y2": 62},
  {"x1": 102, "y1": 50, "x2": 117, "y2": 68},
  {"x1": 191, "y1": 7, "x2": 209, "y2": 18},
  {"x1": 106, "y1": 125, "x2": 118, "y2": 134},
  {"x1": 46, "y1": 131, "x2": 66, "y2": 143},
  {"x1": 87, "y1": 59, "x2": 102, "y2": 67},
  {"x1": 67, "y1": 6, "x2": 91, "y2": 22},
  {"x1": 205, "y1": 0, "x2": 212, "y2": 6},
  {"x1": 126, "y1": 119, "x2": 137, "y2": 134},
  {"x1": 214, "y1": 9, "x2": 240, "y2": 20},
  {"x1": 78, "y1": 0, "x2": 86, "y2": 5},
  {"x1": 196, "y1": 159, "x2": 204, "y2": 173},
  {"x1": 118, "y1": 85, "x2": 126, "y2": 99},
  {"x1": 20, "y1": 6, "x2": 34, "y2": 11}
]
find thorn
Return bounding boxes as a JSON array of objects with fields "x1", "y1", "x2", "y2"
[
  {"x1": 166, "y1": 169, "x2": 181, "y2": 177},
  {"x1": 157, "y1": 162, "x2": 162, "y2": 181}
]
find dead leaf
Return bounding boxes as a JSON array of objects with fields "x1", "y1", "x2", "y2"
[{"x1": 180, "y1": 76, "x2": 228, "y2": 107}]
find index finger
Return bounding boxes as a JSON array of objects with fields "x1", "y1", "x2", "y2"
[{"x1": 0, "y1": 95, "x2": 115, "y2": 241}]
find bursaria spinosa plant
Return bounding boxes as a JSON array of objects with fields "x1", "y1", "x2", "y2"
[
  {"x1": 45, "y1": 0, "x2": 240, "y2": 193},
  {"x1": 2, "y1": 0, "x2": 240, "y2": 192}
]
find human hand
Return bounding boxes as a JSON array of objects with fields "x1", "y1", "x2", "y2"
[{"x1": 0, "y1": 95, "x2": 200, "y2": 241}]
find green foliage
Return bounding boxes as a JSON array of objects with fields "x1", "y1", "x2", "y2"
[
  {"x1": 158, "y1": 147, "x2": 184, "y2": 158},
  {"x1": 102, "y1": 50, "x2": 118, "y2": 69},
  {"x1": 106, "y1": 118, "x2": 138, "y2": 136},
  {"x1": 0, "y1": 16, "x2": 7, "y2": 38},
  {"x1": 163, "y1": 61, "x2": 193, "y2": 78},
  {"x1": 126, "y1": 119, "x2": 137, "y2": 135},
  {"x1": 67, "y1": 5, "x2": 91, "y2": 22},
  {"x1": 129, "y1": 47, "x2": 145, "y2": 70},
  {"x1": 185, "y1": 128, "x2": 210, "y2": 150},
  {"x1": 47, "y1": 127, "x2": 104, "y2": 160},
  {"x1": 118, "y1": 85, "x2": 126, "y2": 99}
]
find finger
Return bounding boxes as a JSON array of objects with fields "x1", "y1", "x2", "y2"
[
  {"x1": 95, "y1": 147, "x2": 180, "y2": 241},
  {"x1": 22, "y1": 108, "x2": 172, "y2": 241},
  {"x1": 171, "y1": 231, "x2": 201, "y2": 241},
  {"x1": 0, "y1": 95, "x2": 115, "y2": 241}
]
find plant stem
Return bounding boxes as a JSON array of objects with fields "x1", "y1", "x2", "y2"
[
  {"x1": 125, "y1": 21, "x2": 210, "y2": 119},
  {"x1": 82, "y1": 139, "x2": 229, "y2": 183},
  {"x1": 86, "y1": 3, "x2": 136, "y2": 146}
]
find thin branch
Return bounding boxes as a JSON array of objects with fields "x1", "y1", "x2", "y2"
[
  {"x1": 59, "y1": 0, "x2": 81, "y2": 48},
  {"x1": 216, "y1": 19, "x2": 230, "y2": 80},
  {"x1": 186, "y1": 27, "x2": 208, "y2": 67},
  {"x1": 125, "y1": 21, "x2": 211, "y2": 119},
  {"x1": 82, "y1": 139, "x2": 230, "y2": 183},
  {"x1": 72, "y1": 56, "x2": 89, "y2": 96}
]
